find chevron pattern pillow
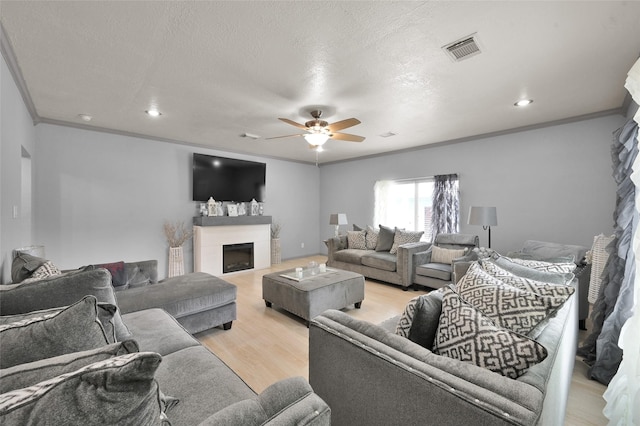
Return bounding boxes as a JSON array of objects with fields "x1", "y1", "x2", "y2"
[
  {"x1": 434, "y1": 287, "x2": 548, "y2": 379},
  {"x1": 480, "y1": 260, "x2": 574, "y2": 300}
]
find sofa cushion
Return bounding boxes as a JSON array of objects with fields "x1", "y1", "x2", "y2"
[
  {"x1": 361, "y1": 252, "x2": 397, "y2": 272},
  {"x1": 492, "y1": 256, "x2": 574, "y2": 284},
  {"x1": 10, "y1": 252, "x2": 47, "y2": 283},
  {"x1": 334, "y1": 249, "x2": 370, "y2": 265},
  {"x1": 0, "y1": 340, "x2": 139, "y2": 394},
  {"x1": 127, "y1": 266, "x2": 152, "y2": 288},
  {"x1": 375, "y1": 225, "x2": 396, "y2": 252},
  {"x1": 0, "y1": 352, "x2": 169, "y2": 425},
  {"x1": 0, "y1": 268, "x2": 132, "y2": 341},
  {"x1": 521, "y1": 239, "x2": 588, "y2": 263},
  {"x1": 347, "y1": 230, "x2": 367, "y2": 250},
  {"x1": 390, "y1": 229, "x2": 423, "y2": 254},
  {"x1": 456, "y1": 264, "x2": 569, "y2": 335},
  {"x1": 395, "y1": 292, "x2": 443, "y2": 350},
  {"x1": 93, "y1": 261, "x2": 127, "y2": 287},
  {"x1": 416, "y1": 262, "x2": 451, "y2": 281},
  {"x1": 0, "y1": 296, "x2": 111, "y2": 369},
  {"x1": 366, "y1": 226, "x2": 379, "y2": 250},
  {"x1": 434, "y1": 287, "x2": 548, "y2": 379},
  {"x1": 431, "y1": 246, "x2": 466, "y2": 264}
]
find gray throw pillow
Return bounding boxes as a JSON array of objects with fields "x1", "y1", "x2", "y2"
[
  {"x1": 0, "y1": 302, "x2": 118, "y2": 344},
  {"x1": 0, "y1": 296, "x2": 111, "y2": 369},
  {"x1": 375, "y1": 224, "x2": 396, "y2": 252},
  {"x1": 0, "y1": 352, "x2": 169, "y2": 426},
  {"x1": 10, "y1": 253, "x2": 47, "y2": 283},
  {"x1": 0, "y1": 340, "x2": 139, "y2": 394},
  {"x1": 0, "y1": 268, "x2": 132, "y2": 341},
  {"x1": 408, "y1": 292, "x2": 443, "y2": 350}
]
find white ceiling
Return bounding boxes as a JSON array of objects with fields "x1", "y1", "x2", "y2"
[{"x1": 2, "y1": 1, "x2": 640, "y2": 164}]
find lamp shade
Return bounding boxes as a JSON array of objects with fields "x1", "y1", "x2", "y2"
[
  {"x1": 468, "y1": 206, "x2": 497, "y2": 226},
  {"x1": 329, "y1": 213, "x2": 348, "y2": 225}
]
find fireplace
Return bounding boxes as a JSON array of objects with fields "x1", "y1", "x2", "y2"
[{"x1": 223, "y1": 242, "x2": 254, "y2": 273}]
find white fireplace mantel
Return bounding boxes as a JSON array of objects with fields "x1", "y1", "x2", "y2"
[{"x1": 193, "y1": 216, "x2": 272, "y2": 276}]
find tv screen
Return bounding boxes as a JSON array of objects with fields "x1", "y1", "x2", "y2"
[{"x1": 193, "y1": 153, "x2": 266, "y2": 202}]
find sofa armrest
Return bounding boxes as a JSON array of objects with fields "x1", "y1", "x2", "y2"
[
  {"x1": 397, "y1": 242, "x2": 431, "y2": 286},
  {"x1": 198, "y1": 377, "x2": 330, "y2": 426},
  {"x1": 325, "y1": 236, "x2": 347, "y2": 263},
  {"x1": 309, "y1": 310, "x2": 542, "y2": 426}
]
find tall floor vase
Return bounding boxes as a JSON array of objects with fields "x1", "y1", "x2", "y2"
[
  {"x1": 271, "y1": 238, "x2": 281, "y2": 265},
  {"x1": 168, "y1": 246, "x2": 185, "y2": 277}
]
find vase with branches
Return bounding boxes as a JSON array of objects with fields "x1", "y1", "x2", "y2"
[{"x1": 164, "y1": 221, "x2": 193, "y2": 277}]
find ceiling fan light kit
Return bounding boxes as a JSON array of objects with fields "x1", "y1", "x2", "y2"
[{"x1": 267, "y1": 109, "x2": 366, "y2": 151}]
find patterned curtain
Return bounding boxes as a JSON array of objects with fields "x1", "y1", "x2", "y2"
[
  {"x1": 431, "y1": 174, "x2": 459, "y2": 240},
  {"x1": 577, "y1": 118, "x2": 638, "y2": 386}
]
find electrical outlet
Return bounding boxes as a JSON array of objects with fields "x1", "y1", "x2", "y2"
[{"x1": 301, "y1": 242, "x2": 305, "y2": 249}]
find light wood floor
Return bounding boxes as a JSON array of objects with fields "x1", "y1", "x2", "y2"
[{"x1": 195, "y1": 255, "x2": 608, "y2": 425}]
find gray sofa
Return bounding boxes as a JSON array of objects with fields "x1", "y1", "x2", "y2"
[
  {"x1": 309, "y1": 261, "x2": 578, "y2": 425},
  {"x1": 0, "y1": 267, "x2": 331, "y2": 425},
  {"x1": 325, "y1": 235, "x2": 430, "y2": 289}
]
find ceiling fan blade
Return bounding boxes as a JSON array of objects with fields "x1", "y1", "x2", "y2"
[
  {"x1": 330, "y1": 132, "x2": 365, "y2": 142},
  {"x1": 278, "y1": 118, "x2": 308, "y2": 130},
  {"x1": 327, "y1": 118, "x2": 361, "y2": 132},
  {"x1": 265, "y1": 134, "x2": 305, "y2": 140}
]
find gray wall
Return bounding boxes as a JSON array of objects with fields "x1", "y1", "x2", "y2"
[
  {"x1": 319, "y1": 114, "x2": 625, "y2": 254},
  {"x1": 1, "y1": 53, "x2": 37, "y2": 284},
  {"x1": 32, "y1": 124, "x2": 320, "y2": 279}
]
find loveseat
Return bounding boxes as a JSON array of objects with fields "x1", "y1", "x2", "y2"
[
  {"x1": 325, "y1": 225, "x2": 430, "y2": 289},
  {"x1": 0, "y1": 267, "x2": 330, "y2": 424},
  {"x1": 309, "y1": 256, "x2": 578, "y2": 425}
]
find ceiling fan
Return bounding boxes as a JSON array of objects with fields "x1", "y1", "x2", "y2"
[{"x1": 266, "y1": 110, "x2": 365, "y2": 148}]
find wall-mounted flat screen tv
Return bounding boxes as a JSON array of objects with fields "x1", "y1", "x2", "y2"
[{"x1": 193, "y1": 153, "x2": 266, "y2": 202}]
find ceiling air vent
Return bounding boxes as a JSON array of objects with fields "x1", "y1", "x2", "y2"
[{"x1": 443, "y1": 34, "x2": 481, "y2": 62}]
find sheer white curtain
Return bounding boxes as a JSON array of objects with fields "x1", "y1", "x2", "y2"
[
  {"x1": 373, "y1": 180, "x2": 394, "y2": 226},
  {"x1": 603, "y1": 57, "x2": 640, "y2": 425}
]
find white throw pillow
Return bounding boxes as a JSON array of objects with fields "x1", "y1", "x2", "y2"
[{"x1": 431, "y1": 246, "x2": 466, "y2": 264}]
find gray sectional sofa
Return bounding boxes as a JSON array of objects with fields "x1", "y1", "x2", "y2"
[
  {"x1": 0, "y1": 265, "x2": 330, "y2": 425},
  {"x1": 309, "y1": 258, "x2": 579, "y2": 426}
]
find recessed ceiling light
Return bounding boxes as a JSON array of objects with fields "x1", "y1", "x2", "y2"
[
  {"x1": 78, "y1": 114, "x2": 92, "y2": 122},
  {"x1": 514, "y1": 99, "x2": 533, "y2": 107},
  {"x1": 145, "y1": 109, "x2": 162, "y2": 117}
]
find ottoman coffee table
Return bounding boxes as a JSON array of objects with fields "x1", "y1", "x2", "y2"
[{"x1": 262, "y1": 268, "x2": 365, "y2": 326}]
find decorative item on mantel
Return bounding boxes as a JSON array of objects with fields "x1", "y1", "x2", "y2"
[
  {"x1": 250, "y1": 199, "x2": 259, "y2": 216},
  {"x1": 207, "y1": 197, "x2": 217, "y2": 217},
  {"x1": 164, "y1": 221, "x2": 193, "y2": 278},
  {"x1": 271, "y1": 222, "x2": 282, "y2": 265},
  {"x1": 238, "y1": 203, "x2": 247, "y2": 216}
]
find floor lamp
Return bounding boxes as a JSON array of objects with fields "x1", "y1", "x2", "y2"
[{"x1": 468, "y1": 206, "x2": 497, "y2": 248}]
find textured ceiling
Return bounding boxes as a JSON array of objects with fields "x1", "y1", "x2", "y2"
[{"x1": 1, "y1": 1, "x2": 640, "y2": 164}]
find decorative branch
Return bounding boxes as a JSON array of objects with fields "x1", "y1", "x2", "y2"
[
  {"x1": 164, "y1": 221, "x2": 193, "y2": 247},
  {"x1": 271, "y1": 222, "x2": 282, "y2": 239}
]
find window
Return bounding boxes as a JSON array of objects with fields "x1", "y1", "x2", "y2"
[{"x1": 374, "y1": 178, "x2": 436, "y2": 241}]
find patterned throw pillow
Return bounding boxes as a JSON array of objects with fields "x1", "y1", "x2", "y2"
[
  {"x1": 480, "y1": 260, "x2": 575, "y2": 300},
  {"x1": 395, "y1": 296, "x2": 420, "y2": 338},
  {"x1": 366, "y1": 226, "x2": 379, "y2": 250},
  {"x1": 433, "y1": 287, "x2": 548, "y2": 379},
  {"x1": 456, "y1": 264, "x2": 568, "y2": 335},
  {"x1": 347, "y1": 230, "x2": 367, "y2": 250},
  {"x1": 431, "y1": 245, "x2": 466, "y2": 264},
  {"x1": 507, "y1": 257, "x2": 576, "y2": 274},
  {"x1": 390, "y1": 230, "x2": 424, "y2": 254},
  {"x1": 19, "y1": 261, "x2": 61, "y2": 284},
  {"x1": 0, "y1": 352, "x2": 169, "y2": 425}
]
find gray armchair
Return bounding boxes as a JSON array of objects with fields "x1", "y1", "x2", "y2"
[{"x1": 411, "y1": 233, "x2": 479, "y2": 289}]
